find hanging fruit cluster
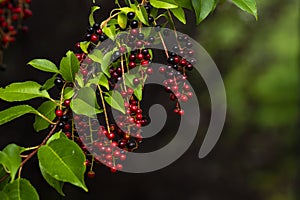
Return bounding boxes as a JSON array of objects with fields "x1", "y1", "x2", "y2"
[
  {"x1": 0, "y1": 0, "x2": 257, "y2": 198},
  {"x1": 59, "y1": 1, "x2": 198, "y2": 175},
  {"x1": 0, "y1": 0, "x2": 32, "y2": 67}
]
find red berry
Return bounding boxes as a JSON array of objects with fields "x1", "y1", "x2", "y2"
[
  {"x1": 55, "y1": 110, "x2": 63, "y2": 117},
  {"x1": 133, "y1": 78, "x2": 140, "y2": 85},
  {"x1": 141, "y1": 60, "x2": 149, "y2": 67},
  {"x1": 90, "y1": 34, "x2": 98, "y2": 43},
  {"x1": 159, "y1": 67, "x2": 166, "y2": 73},
  {"x1": 129, "y1": 61, "x2": 136, "y2": 69},
  {"x1": 120, "y1": 154, "x2": 127, "y2": 161},
  {"x1": 178, "y1": 109, "x2": 184, "y2": 116},
  {"x1": 187, "y1": 92, "x2": 193, "y2": 98},
  {"x1": 110, "y1": 166, "x2": 117, "y2": 173},
  {"x1": 87, "y1": 171, "x2": 95, "y2": 178},
  {"x1": 136, "y1": 113, "x2": 143, "y2": 120},
  {"x1": 137, "y1": 53, "x2": 144, "y2": 60},
  {"x1": 64, "y1": 99, "x2": 71, "y2": 107},
  {"x1": 119, "y1": 45, "x2": 126, "y2": 53}
]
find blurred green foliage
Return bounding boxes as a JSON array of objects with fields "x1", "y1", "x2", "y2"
[{"x1": 197, "y1": 0, "x2": 299, "y2": 199}]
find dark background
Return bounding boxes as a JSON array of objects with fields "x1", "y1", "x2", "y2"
[{"x1": 0, "y1": 0, "x2": 299, "y2": 199}]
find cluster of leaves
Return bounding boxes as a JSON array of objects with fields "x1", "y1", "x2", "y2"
[{"x1": 0, "y1": 0, "x2": 257, "y2": 199}]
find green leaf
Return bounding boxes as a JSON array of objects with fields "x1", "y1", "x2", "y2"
[
  {"x1": 75, "y1": 73, "x2": 84, "y2": 88},
  {"x1": 27, "y1": 59, "x2": 59, "y2": 73},
  {"x1": 79, "y1": 41, "x2": 90, "y2": 54},
  {"x1": 59, "y1": 51, "x2": 80, "y2": 82},
  {"x1": 134, "y1": 84, "x2": 143, "y2": 101},
  {"x1": 0, "y1": 191, "x2": 9, "y2": 200},
  {"x1": 46, "y1": 131, "x2": 67, "y2": 145},
  {"x1": 170, "y1": 7, "x2": 186, "y2": 24},
  {"x1": 33, "y1": 101, "x2": 57, "y2": 132},
  {"x1": 77, "y1": 87, "x2": 100, "y2": 109},
  {"x1": 192, "y1": 0, "x2": 216, "y2": 24},
  {"x1": 41, "y1": 75, "x2": 57, "y2": 91},
  {"x1": 232, "y1": 0, "x2": 258, "y2": 20},
  {"x1": 174, "y1": 0, "x2": 193, "y2": 10},
  {"x1": 130, "y1": 4, "x2": 148, "y2": 25},
  {"x1": 0, "y1": 81, "x2": 51, "y2": 102},
  {"x1": 0, "y1": 144, "x2": 25, "y2": 181},
  {"x1": 101, "y1": 51, "x2": 113, "y2": 77},
  {"x1": 98, "y1": 73, "x2": 110, "y2": 90},
  {"x1": 0, "y1": 105, "x2": 40, "y2": 126},
  {"x1": 103, "y1": 25, "x2": 116, "y2": 40},
  {"x1": 63, "y1": 87, "x2": 74, "y2": 100},
  {"x1": 71, "y1": 99, "x2": 103, "y2": 117},
  {"x1": 118, "y1": 12, "x2": 127, "y2": 29},
  {"x1": 104, "y1": 91, "x2": 125, "y2": 114},
  {"x1": 39, "y1": 163, "x2": 65, "y2": 196},
  {"x1": 119, "y1": 7, "x2": 134, "y2": 14},
  {"x1": 150, "y1": 0, "x2": 178, "y2": 9},
  {"x1": 37, "y1": 138, "x2": 87, "y2": 192},
  {"x1": 0, "y1": 165, "x2": 9, "y2": 190},
  {"x1": 89, "y1": 6, "x2": 100, "y2": 26},
  {"x1": 3, "y1": 178, "x2": 39, "y2": 200},
  {"x1": 88, "y1": 49, "x2": 103, "y2": 64}
]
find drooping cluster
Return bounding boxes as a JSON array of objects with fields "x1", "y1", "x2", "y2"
[
  {"x1": 0, "y1": 0, "x2": 32, "y2": 48},
  {"x1": 51, "y1": 2, "x2": 197, "y2": 176}
]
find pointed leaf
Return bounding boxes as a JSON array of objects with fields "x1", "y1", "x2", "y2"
[
  {"x1": 98, "y1": 73, "x2": 109, "y2": 90},
  {"x1": 0, "y1": 144, "x2": 25, "y2": 181},
  {"x1": 104, "y1": 91, "x2": 125, "y2": 114},
  {"x1": 0, "y1": 81, "x2": 51, "y2": 102},
  {"x1": 118, "y1": 12, "x2": 127, "y2": 29},
  {"x1": 170, "y1": 7, "x2": 186, "y2": 24},
  {"x1": 89, "y1": 6, "x2": 100, "y2": 26},
  {"x1": 134, "y1": 84, "x2": 143, "y2": 101},
  {"x1": 3, "y1": 178, "x2": 39, "y2": 200},
  {"x1": 39, "y1": 163, "x2": 65, "y2": 196},
  {"x1": 232, "y1": 0, "x2": 258, "y2": 20},
  {"x1": 46, "y1": 131, "x2": 67, "y2": 145},
  {"x1": 80, "y1": 41, "x2": 90, "y2": 54},
  {"x1": 88, "y1": 49, "x2": 103, "y2": 64},
  {"x1": 41, "y1": 75, "x2": 57, "y2": 91},
  {"x1": 101, "y1": 51, "x2": 113, "y2": 77},
  {"x1": 34, "y1": 101, "x2": 57, "y2": 132},
  {"x1": 0, "y1": 105, "x2": 40, "y2": 125},
  {"x1": 37, "y1": 138, "x2": 87, "y2": 192},
  {"x1": 59, "y1": 51, "x2": 80, "y2": 82},
  {"x1": 63, "y1": 87, "x2": 75, "y2": 100},
  {"x1": 27, "y1": 59, "x2": 59, "y2": 73},
  {"x1": 192, "y1": 0, "x2": 216, "y2": 24}
]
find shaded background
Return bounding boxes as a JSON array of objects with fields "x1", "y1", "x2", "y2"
[{"x1": 0, "y1": 0, "x2": 299, "y2": 199}]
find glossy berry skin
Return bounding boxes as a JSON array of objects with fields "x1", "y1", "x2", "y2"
[
  {"x1": 90, "y1": 34, "x2": 98, "y2": 43},
  {"x1": 127, "y1": 12, "x2": 135, "y2": 19},
  {"x1": 64, "y1": 99, "x2": 71, "y2": 107},
  {"x1": 55, "y1": 110, "x2": 63, "y2": 117},
  {"x1": 133, "y1": 78, "x2": 140, "y2": 85},
  {"x1": 54, "y1": 77, "x2": 64, "y2": 88},
  {"x1": 131, "y1": 20, "x2": 139, "y2": 28},
  {"x1": 148, "y1": 16, "x2": 154, "y2": 23}
]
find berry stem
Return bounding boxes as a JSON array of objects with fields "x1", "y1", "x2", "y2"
[
  {"x1": 97, "y1": 85, "x2": 111, "y2": 133},
  {"x1": 121, "y1": 54, "x2": 127, "y2": 92},
  {"x1": 18, "y1": 123, "x2": 58, "y2": 178}
]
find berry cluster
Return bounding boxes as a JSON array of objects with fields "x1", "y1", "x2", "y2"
[
  {"x1": 159, "y1": 35, "x2": 196, "y2": 115},
  {"x1": 51, "y1": 2, "x2": 197, "y2": 176},
  {"x1": 0, "y1": 0, "x2": 32, "y2": 48}
]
